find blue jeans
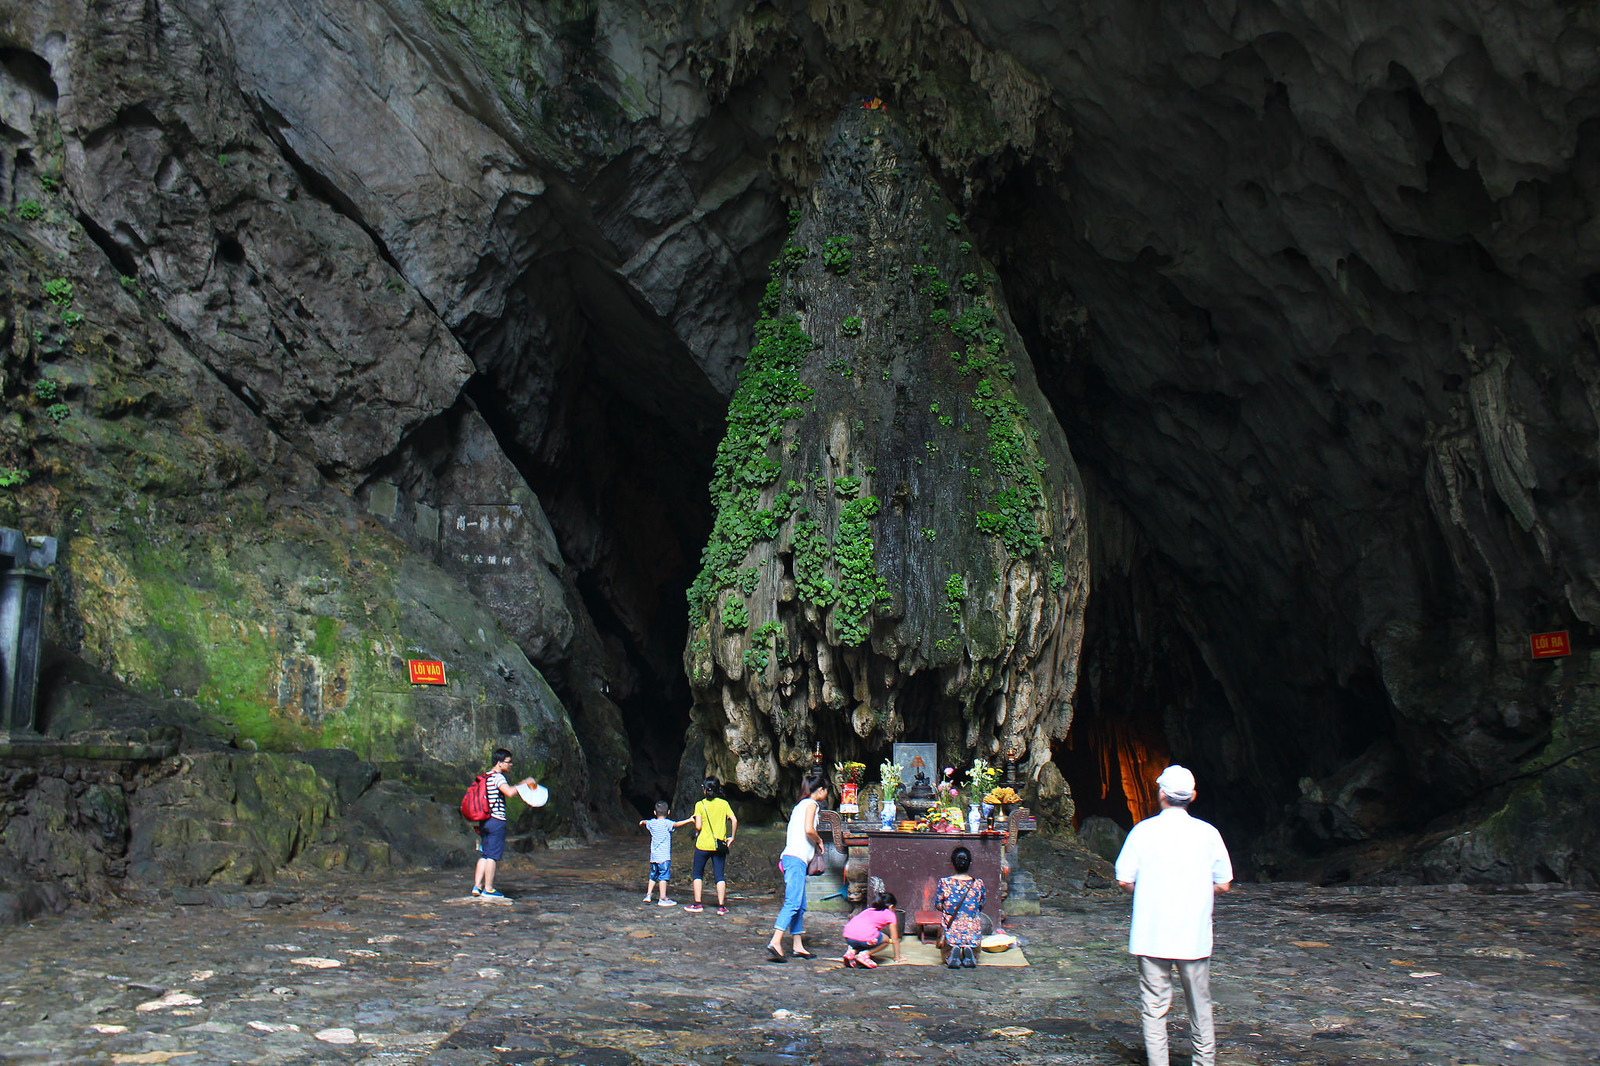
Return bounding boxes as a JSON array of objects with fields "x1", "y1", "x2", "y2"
[{"x1": 773, "y1": 855, "x2": 807, "y2": 935}]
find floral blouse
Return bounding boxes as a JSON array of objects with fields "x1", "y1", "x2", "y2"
[{"x1": 935, "y1": 875, "x2": 986, "y2": 948}]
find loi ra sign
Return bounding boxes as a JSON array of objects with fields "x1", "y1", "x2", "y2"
[
  {"x1": 1530, "y1": 631, "x2": 1571, "y2": 660},
  {"x1": 407, "y1": 659, "x2": 448, "y2": 685}
]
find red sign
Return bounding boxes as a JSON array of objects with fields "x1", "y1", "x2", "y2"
[
  {"x1": 1530, "y1": 632, "x2": 1571, "y2": 660},
  {"x1": 407, "y1": 659, "x2": 447, "y2": 684}
]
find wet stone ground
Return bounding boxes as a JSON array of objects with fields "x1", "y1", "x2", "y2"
[{"x1": 1, "y1": 832, "x2": 1596, "y2": 1065}]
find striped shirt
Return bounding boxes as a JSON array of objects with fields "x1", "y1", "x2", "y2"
[{"x1": 485, "y1": 771, "x2": 508, "y2": 821}]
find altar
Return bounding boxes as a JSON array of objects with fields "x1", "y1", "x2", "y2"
[
  {"x1": 864, "y1": 829, "x2": 1004, "y2": 932},
  {"x1": 811, "y1": 747, "x2": 1040, "y2": 927},
  {"x1": 816, "y1": 808, "x2": 1036, "y2": 931}
]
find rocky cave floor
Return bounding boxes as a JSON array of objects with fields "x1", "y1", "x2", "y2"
[{"x1": 0, "y1": 832, "x2": 1596, "y2": 1066}]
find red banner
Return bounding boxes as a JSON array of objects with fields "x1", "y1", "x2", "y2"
[
  {"x1": 407, "y1": 659, "x2": 447, "y2": 684},
  {"x1": 1530, "y1": 632, "x2": 1571, "y2": 660}
]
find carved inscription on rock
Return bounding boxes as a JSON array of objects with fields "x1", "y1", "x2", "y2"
[{"x1": 442, "y1": 505, "x2": 523, "y2": 571}]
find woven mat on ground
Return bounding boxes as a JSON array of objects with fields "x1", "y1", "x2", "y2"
[{"x1": 826, "y1": 938, "x2": 1028, "y2": 968}]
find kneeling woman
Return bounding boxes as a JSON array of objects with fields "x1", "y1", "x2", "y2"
[
  {"x1": 841, "y1": 891, "x2": 901, "y2": 968},
  {"x1": 936, "y1": 846, "x2": 986, "y2": 969}
]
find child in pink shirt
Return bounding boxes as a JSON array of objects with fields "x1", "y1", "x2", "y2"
[{"x1": 841, "y1": 891, "x2": 901, "y2": 968}]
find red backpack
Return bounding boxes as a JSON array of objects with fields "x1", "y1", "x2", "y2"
[{"x1": 460, "y1": 774, "x2": 491, "y2": 822}]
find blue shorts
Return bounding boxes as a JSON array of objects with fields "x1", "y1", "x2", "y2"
[
  {"x1": 692, "y1": 848, "x2": 726, "y2": 883},
  {"x1": 480, "y1": 817, "x2": 507, "y2": 861},
  {"x1": 650, "y1": 861, "x2": 672, "y2": 882},
  {"x1": 846, "y1": 934, "x2": 884, "y2": 951}
]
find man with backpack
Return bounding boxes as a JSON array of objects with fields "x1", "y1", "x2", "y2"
[{"x1": 466, "y1": 748, "x2": 537, "y2": 899}]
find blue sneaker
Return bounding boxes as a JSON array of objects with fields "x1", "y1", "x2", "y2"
[
  {"x1": 479, "y1": 889, "x2": 508, "y2": 900},
  {"x1": 470, "y1": 886, "x2": 482, "y2": 896}
]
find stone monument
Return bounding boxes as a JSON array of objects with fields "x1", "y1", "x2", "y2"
[{"x1": 0, "y1": 528, "x2": 56, "y2": 738}]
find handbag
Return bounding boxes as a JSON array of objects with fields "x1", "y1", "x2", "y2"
[{"x1": 806, "y1": 849, "x2": 826, "y2": 876}]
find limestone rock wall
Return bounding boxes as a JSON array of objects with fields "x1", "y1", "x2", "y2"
[
  {"x1": 684, "y1": 109, "x2": 1088, "y2": 796},
  {"x1": 0, "y1": 0, "x2": 594, "y2": 844}
]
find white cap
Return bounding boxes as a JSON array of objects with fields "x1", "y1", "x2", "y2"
[{"x1": 1156, "y1": 765, "x2": 1196, "y2": 800}]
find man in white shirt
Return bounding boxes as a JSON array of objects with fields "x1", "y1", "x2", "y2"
[{"x1": 1114, "y1": 765, "x2": 1233, "y2": 1066}]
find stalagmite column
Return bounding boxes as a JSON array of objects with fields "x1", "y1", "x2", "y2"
[{"x1": 684, "y1": 107, "x2": 1088, "y2": 800}]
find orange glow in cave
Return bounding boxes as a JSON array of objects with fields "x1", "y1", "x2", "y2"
[{"x1": 1065, "y1": 713, "x2": 1170, "y2": 825}]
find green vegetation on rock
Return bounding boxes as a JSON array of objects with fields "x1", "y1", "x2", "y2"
[
  {"x1": 311, "y1": 615, "x2": 341, "y2": 660},
  {"x1": 743, "y1": 620, "x2": 785, "y2": 672},
  {"x1": 944, "y1": 573, "x2": 967, "y2": 618},
  {"x1": 833, "y1": 495, "x2": 888, "y2": 646},
  {"x1": 792, "y1": 514, "x2": 837, "y2": 606},
  {"x1": 937, "y1": 301, "x2": 1046, "y2": 557},
  {"x1": 720, "y1": 595, "x2": 749, "y2": 631},
  {"x1": 685, "y1": 244, "x2": 816, "y2": 624},
  {"x1": 43, "y1": 278, "x2": 74, "y2": 307},
  {"x1": 822, "y1": 236, "x2": 853, "y2": 274}
]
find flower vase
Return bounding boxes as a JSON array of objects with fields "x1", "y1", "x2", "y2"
[{"x1": 882, "y1": 798, "x2": 896, "y2": 829}]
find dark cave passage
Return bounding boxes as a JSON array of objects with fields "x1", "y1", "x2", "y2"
[
  {"x1": 978, "y1": 158, "x2": 1411, "y2": 869},
  {"x1": 460, "y1": 249, "x2": 728, "y2": 826}
]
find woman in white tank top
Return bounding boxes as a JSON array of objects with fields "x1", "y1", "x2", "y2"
[{"x1": 766, "y1": 773, "x2": 829, "y2": 962}]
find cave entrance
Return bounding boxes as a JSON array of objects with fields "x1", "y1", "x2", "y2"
[{"x1": 461, "y1": 250, "x2": 725, "y2": 827}]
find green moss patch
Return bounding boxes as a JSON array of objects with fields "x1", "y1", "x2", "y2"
[{"x1": 686, "y1": 249, "x2": 816, "y2": 625}]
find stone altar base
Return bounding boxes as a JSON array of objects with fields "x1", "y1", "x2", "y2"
[{"x1": 804, "y1": 872, "x2": 848, "y2": 913}]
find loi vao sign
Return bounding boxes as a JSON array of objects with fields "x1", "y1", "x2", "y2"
[
  {"x1": 1530, "y1": 632, "x2": 1571, "y2": 660},
  {"x1": 407, "y1": 659, "x2": 448, "y2": 685}
]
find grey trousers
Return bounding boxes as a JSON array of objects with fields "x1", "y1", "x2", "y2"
[{"x1": 1137, "y1": 955, "x2": 1214, "y2": 1066}]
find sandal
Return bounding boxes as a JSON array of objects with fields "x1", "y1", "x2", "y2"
[
  {"x1": 765, "y1": 945, "x2": 787, "y2": 963},
  {"x1": 842, "y1": 951, "x2": 857, "y2": 968},
  {"x1": 792, "y1": 949, "x2": 815, "y2": 959},
  {"x1": 857, "y1": 955, "x2": 877, "y2": 968}
]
